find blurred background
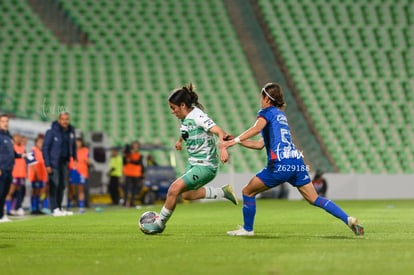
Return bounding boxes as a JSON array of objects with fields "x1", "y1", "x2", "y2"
[{"x1": 1, "y1": 0, "x2": 413, "y2": 200}]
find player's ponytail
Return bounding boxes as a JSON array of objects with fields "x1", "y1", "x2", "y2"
[
  {"x1": 168, "y1": 83, "x2": 204, "y2": 111},
  {"x1": 186, "y1": 83, "x2": 204, "y2": 111}
]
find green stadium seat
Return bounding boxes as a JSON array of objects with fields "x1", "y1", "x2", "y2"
[{"x1": 2, "y1": 0, "x2": 412, "y2": 173}]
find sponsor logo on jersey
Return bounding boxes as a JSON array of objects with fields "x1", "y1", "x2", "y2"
[
  {"x1": 276, "y1": 143, "x2": 304, "y2": 160},
  {"x1": 277, "y1": 115, "x2": 288, "y2": 125}
]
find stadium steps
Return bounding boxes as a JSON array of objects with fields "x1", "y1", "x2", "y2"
[
  {"x1": 225, "y1": 0, "x2": 334, "y2": 172},
  {"x1": 257, "y1": 0, "x2": 414, "y2": 173}
]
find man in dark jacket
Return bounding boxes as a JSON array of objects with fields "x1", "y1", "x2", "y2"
[
  {"x1": 42, "y1": 112, "x2": 77, "y2": 216},
  {"x1": 0, "y1": 114, "x2": 24, "y2": 222}
]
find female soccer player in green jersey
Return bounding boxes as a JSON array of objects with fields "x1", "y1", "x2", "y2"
[{"x1": 154, "y1": 84, "x2": 238, "y2": 232}]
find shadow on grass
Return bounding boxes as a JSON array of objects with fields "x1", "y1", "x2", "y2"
[
  {"x1": 318, "y1": 235, "x2": 359, "y2": 240},
  {"x1": 242, "y1": 234, "x2": 359, "y2": 240},
  {"x1": 0, "y1": 244, "x2": 15, "y2": 249},
  {"x1": 233, "y1": 234, "x2": 282, "y2": 239}
]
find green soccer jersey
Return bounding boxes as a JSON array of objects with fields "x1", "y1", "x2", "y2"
[{"x1": 180, "y1": 107, "x2": 218, "y2": 169}]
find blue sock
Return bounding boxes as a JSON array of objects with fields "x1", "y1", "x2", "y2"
[
  {"x1": 67, "y1": 199, "x2": 72, "y2": 209},
  {"x1": 6, "y1": 200, "x2": 12, "y2": 213},
  {"x1": 242, "y1": 195, "x2": 256, "y2": 231},
  {"x1": 43, "y1": 198, "x2": 49, "y2": 209},
  {"x1": 30, "y1": 196, "x2": 36, "y2": 212},
  {"x1": 34, "y1": 195, "x2": 40, "y2": 211},
  {"x1": 314, "y1": 196, "x2": 348, "y2": 224},
  {"x1": 79, "y1": 200, "x2": 85, "y2": 208}
]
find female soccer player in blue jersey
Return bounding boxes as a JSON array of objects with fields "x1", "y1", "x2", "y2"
[
  {"x1": 149, "y1": 84, "x2": 238, "y2": 233},
  {"x1": 223, "y1": 82, "x2": 364, "y2": 236}
]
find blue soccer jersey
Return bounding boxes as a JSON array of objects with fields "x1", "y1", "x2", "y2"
[
  {"x1": 256, "y1": 106, "x2": 310, "y2": 187},
  {"x1": 257, "y1": 106, "x2": 302, "y2": 162}
]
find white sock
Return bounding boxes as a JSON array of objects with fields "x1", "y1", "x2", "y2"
[
  {"x1": 159, "y1": 206, "x2": 173, "y2": 224},
  {"x1": 204, "y1": 186, "x2": 224, "y2": 199}
]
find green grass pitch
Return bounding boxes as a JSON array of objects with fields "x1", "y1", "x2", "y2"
[{"x1": 1, "y1": 199, "x2": 413, "y2": 275}]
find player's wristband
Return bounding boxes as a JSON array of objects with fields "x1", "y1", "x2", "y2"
[{"x1": 233, "y1": 136, "x2": 241, "y2": 144}]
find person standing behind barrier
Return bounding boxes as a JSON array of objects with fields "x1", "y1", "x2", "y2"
[
  {"x1": 5, "y1": 134, "x2": 26, "y2": 216},
  {"x1": 28, "y1": 134, "x2": 48, "y2": 215},
  {"x1": 108, "y1": 147, "x2": 122, "y2": 205},
  {"x1": 15, "y1": 135, "x2": 28, "y2": 214},
  {"x1": 312, "y1": 169, "x2": 328, "y2": 197},
  {"x1": 67, "y1": 137, "x2": 90, "y2": 213},
  {"x1": 146, "y1": 154, "x2": 158, "y2": 167},
  {"x1": 42, "y1": 112, "x2": 77, "y2": 216},
  {"x1": 122, "y1": 141, "x2": 145, "y2": 207},
  {"x1": 0, "y1": 114, "x2": 25, "y2": 223}
]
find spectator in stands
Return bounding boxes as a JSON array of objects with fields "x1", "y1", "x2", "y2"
[
  {"x1": 5, "y1": 134, "x2": 26, "y2": 216},
  {"x1": 122, "y1": 141, "x2": 145, "y2": 207},
  {"x1": 0, "y1": 114, "x2": 25, "y2": 223},
  {"x1": 28, "y1": 134, "x2": 48, "y2": 215},
  {"x1": 146, "y1": 154, "x2": 158, "y2": 167},
  {"x1": 108, "y1": 147, "x2": 122, "y2": 205},
  {"x1": 222, "y1": 82, "x2": 364, "y2": 236},
  {"x1": 42, "y1": 111, "x2": 77, "y2": 216},
  {"x1": 67, "y1": 137, "x2": 90, "y2": 214},
  {"x1": 312, "y1": 169, "x2": 328, "y2": 197}
]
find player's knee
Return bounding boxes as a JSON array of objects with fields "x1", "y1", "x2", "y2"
[
  {"x1": 167, "y1": 183, "x2": 182, "y2": 198},
  {"x1": 181, "y1": 192, "x2": 191, "y2": 200},
  {"x1": 242, "y1": 187, "x2": 254, "y2": 197}
]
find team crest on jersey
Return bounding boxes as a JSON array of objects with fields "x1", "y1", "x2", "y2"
[
  {"x1": 181, "y1": 130, "x2": 189, "y2": 141},
  {"x1": 277, "y1": 115, "x2": 288, "y2": 125}
]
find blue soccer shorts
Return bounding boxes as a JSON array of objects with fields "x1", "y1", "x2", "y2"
[{"x1": 256, "y1": 159, "x2": 311, "y2": 188}]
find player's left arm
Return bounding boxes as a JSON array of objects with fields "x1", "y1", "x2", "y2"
[
  {"x1": 209, "y1": 125, "x2": 227, "y2": 142},
  {"x1": 209, "y1": 125, "x2": 229, "y2": 163},
  {"x1": 223, "y1": 117, "x2": 267, "y2": 149}
]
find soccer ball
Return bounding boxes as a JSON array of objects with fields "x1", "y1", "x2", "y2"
[{"x1": 138, "y1": 211, "x2": 165, "y2": 234}]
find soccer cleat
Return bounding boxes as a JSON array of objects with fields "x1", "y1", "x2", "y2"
[
  {"x1": 347, "y1": 216, "x2": 364, "y2": 236},
  {"x1": 16, "y1": 208, "x2": 25, "y2": 216},
  {"x1": 227, "y1": 225, "x2": 254, "y2": 236},
  {"x1": 42, "y1": 208, "x2": 51, "y2": 215},
  {"x1": 222, "y1": 184, "x2": 238, "y2": 205},
  {"x1": 155, "y1": 217, "x2": 166, "y2": 233},
  {"x1": 52, "y1": 208, "x2": 66, "y2": 217},
  {"x1": 62, "y1": 209, "x2": 74, "y2": 216},
  {"x1": 0, "y1": 215, "x2": 11, "y2": 223},
  {"x1": 142, "y1": 222, "x2": 165, "y2": 234},
  {"x1": 52, "y1": 208, "x2": 65, "y2": 217},
  {"x1": 79, "y1": 208, "x2": 85, "y2": 214}
]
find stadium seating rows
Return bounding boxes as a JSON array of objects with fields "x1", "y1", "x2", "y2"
[
  {"x1": 258, "y1": 0, "x2": 414, "y2": 173},
  {"x1": 1, "y1": 0, "x2": 264, "y2": 173},
  {"x1": 1, "y1": 0, "x2": 412, "y2": 173}
]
